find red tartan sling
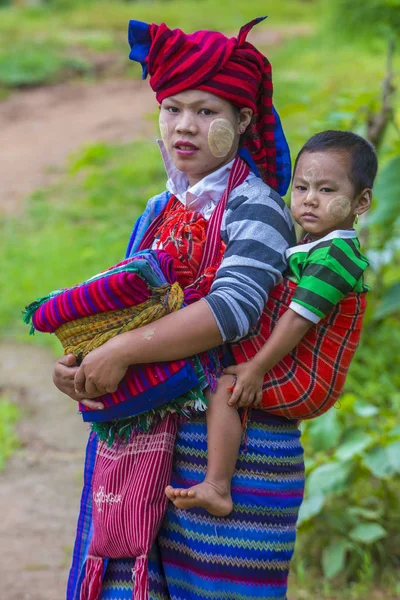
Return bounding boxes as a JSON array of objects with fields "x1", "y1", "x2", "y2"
[
  {"x1": 231, "y1": 278, "x2": 367, "y2": 420},
  {"x1": 80, "y1": 158, "x2": 250, "y2": 600}
]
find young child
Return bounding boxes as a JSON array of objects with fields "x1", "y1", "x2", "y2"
[{"x1": 166, "y1": 129, "x2": 377, "y2": 517}]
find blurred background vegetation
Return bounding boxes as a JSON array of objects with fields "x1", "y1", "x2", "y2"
[{"x1": 0, "y1": 0, "x2": 399, "y2": 598}]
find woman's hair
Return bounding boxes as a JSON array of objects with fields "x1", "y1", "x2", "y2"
[{"x1": 293, "y1": 130, "x2": 378, "y2": 194}]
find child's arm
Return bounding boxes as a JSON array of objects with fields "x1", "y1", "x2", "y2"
[{"x1": 224, "y1": 308, "x2": 312, "y2": 408}]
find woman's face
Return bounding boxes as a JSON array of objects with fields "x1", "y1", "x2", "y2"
[{"x1": 159, "y1": 90, "x2": 250, "y2": 186}]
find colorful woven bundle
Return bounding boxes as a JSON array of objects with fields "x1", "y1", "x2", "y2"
[
  {"x1": 95, "y1": 410, "x2": 305, "y2": 600},
  {"x1": 23, "y1": 250, "x2": 201, "y2": 424},
  {"x1": 24, "y1": 251, "x2": 169, "y2": 333},
  {"x1": 231, "y1": 278, "x2": 367, "y2": 420}
]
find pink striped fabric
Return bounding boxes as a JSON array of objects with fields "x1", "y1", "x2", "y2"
[{"x1": 80, "y1": 414, "x2": 178, "y2": 600}]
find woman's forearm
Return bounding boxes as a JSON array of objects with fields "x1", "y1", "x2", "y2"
[{"x1": 112, "y1": 298, "x2": 223, "y2": 366}]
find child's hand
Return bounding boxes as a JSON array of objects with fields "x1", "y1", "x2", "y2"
[{"x1": 223, "y1": 361, "x2": 265, "y2": 409}]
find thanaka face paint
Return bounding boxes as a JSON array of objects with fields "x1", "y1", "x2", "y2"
[
  {"x1": 326, "y1": 195, "x2": 352, "y2": 222},
  {"x1": 208, "y1": 118, "x2": 235, "y2": 158},
  {"x1": 301, "y1": 154, "x2": 325, "y2": 183},
  {"x1": 159, "y1": 114, "x2": 168, "y2": 146}
]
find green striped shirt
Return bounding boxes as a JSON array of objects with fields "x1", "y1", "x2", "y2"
[{"x1": 286, "y1": 229, "x2": 369, "y2": 323}]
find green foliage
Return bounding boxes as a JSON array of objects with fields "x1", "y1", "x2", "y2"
[
  {"x1": 0, "y1": 395, "x2": 20, "y2": 470},
  {"x1": 323, "y1": 0, "x2": 400, "y2": 40},
  {"x1": 296, "y1": 322, "x2": 400, "y2": 583},
  {"x1": 0, "y1": 140, "x2": 165, "y2": 340},
  {"x1": 0, "y1": 42, "x2": 90, "y2": 87},
  {"x1": 368, "y1": 156, "x2": 400, "y2": 247}
]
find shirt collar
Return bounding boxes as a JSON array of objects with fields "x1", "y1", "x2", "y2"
[
  {"x1": 286, "y1": 228, "x2": 357, "y2": 258},
  {"x1": 158, "y1": 140, "x2": 234, "y2": 219}
]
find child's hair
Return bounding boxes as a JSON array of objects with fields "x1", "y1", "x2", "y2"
[{"x1": 293, "y1": 130, "x2": 378, "y2": 195}]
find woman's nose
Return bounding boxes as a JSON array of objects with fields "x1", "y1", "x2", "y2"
[{"x1": 176, "y1": 112, "x2": 197, "y2": 134}]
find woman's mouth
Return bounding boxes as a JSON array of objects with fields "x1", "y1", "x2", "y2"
[{"x1": 174, "y1": 141, "x2": 199, "y2": 156}]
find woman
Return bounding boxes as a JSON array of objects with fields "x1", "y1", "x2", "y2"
[{"x1": 55, "y1": 18, "x2": 304, "y2": 600}]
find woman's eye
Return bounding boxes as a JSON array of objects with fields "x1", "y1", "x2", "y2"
[
  {"x1": 295, "y1": 185, "x2": 307, "y2": 191},
  {"x1": 321, "y1": 187, "x2": 334, "y2": 193},
  {"x1": 166, "y1": 106, "x2": 179, "y2": 113},
  {"x1": 199, "y1": 108, "x2": 215, "y2": 115}
]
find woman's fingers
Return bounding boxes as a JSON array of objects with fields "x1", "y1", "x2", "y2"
[
  {"x1": 227, "y1": 382, "x2": 242, "y2": 406},
  {"x1": 238, "y1": 391, "x2": 253, "y2": 408},
  {"x1": 53, "y1": 356, "x2": 79, "y2": 397},
  {"x1": 80, "y1": 398, "x2": 105, "y2": 410},
  {"x1": 254, "y1": 390, "x2": 263, "y2": 407}
]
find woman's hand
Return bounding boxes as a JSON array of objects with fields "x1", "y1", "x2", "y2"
[
  {"x1": 223, "y1": 361, "x2": 265, "y2": 408},
  {"x1": 53, "y1": 354, "x2": 105, "y2": 409},
  {"x1": 74, "y1": 337, "x2": 130, "y2": 397}
]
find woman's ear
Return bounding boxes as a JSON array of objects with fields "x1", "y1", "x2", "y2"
[
  {"x1": 238, "y1": 108, "x2": 253, "y2": 134},
  {"x1": 355, "y1": 188, "x2": 372, "y2": 217}
]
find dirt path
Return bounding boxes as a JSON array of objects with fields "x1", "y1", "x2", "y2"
[
  {"x1": 0, "y1": 343, "x2": 88, "y2": 600},
  {"x1": 0, "y1": 78, "x2": 156, "y2": 215}
]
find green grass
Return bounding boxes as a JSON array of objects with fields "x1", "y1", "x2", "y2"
[
  {"x1": 0, "y1": 0, "x2": 319, "y2": 88},
  {"x1": 0, "y1": 395, "x2": 20, "y2": 470},
  {"x1": 267, "y1": 33, "x2": 400, "y2": 161},
  {"x1": 0, "y1": 140, "x2": 166, "y2": 342}
]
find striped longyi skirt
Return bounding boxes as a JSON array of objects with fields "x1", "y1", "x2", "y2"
[{"x1": 99, "y1": 410, "x2": 305, "y2": 600}]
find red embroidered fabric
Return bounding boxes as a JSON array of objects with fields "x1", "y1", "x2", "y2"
[{"x1": 154, "y1": 196, "x2": 226, "y2": 298}]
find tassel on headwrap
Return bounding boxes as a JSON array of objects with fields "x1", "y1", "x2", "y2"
[{"x1": 128, "y1": 17, "x2": 291, "y2": 195}]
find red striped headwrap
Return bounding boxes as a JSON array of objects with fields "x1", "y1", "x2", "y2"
[{"x1": 128, "y1": 17, "x2": 289, "y2": 192}]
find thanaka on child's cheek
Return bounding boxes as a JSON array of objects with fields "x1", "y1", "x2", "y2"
[
  {"x1": 159, "y1": 90, "x2": 246, "y2": 186},
  {"x1": 326, "y1": 195, "x2": 351, "y2": 221}
]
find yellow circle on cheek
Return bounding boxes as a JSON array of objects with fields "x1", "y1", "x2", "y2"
[
  {"x1": 208, "y1": 118, "x2": 235, "y2": 158},
  {"x1": 159, "y1": 116, "x2": 168, "y2": 145},
  {"x1": 326, "y1": 196, "x2": 352, "y2": 221},
  {"x1": 290, "y1": 191, "x2": 299, "y2": 209}
]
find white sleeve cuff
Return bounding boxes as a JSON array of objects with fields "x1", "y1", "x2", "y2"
[{"x1": 289, "y1": 301, "x2": 321, "y2": 324}]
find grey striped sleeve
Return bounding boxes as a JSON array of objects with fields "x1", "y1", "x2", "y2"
[{"x1": 204, "y1": 177, "x2": 296, "y2": 342}]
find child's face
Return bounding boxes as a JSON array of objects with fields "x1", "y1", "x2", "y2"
[
  {"x1": 291, "y1": 151, "x2": 361, "y2": 239},
  {"x1": 159, "y1": 90, "x2": 246, "y2": 186}
]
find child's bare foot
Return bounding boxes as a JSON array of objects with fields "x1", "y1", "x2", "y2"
[{"x1": 165, "y1": 481, "x2": 233, "y2": 517}]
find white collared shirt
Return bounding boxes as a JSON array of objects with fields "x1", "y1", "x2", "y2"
[{"x1": 158, "y1": 140, "x2": 235, "y2": 220}]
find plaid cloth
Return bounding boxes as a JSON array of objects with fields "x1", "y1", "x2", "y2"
[{"x1": 231, "y1": 278, "x2": 367, "y2": 419}]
